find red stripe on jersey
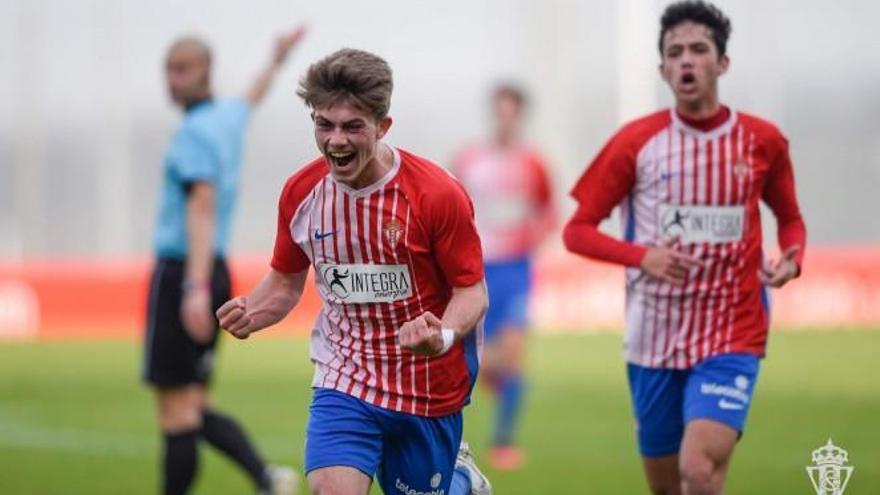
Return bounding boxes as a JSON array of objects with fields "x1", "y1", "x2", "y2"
[
  {"x1": 366, "y1": 189, "x2": 389, "y2": 407},
  {"x1": 353, "y1": 196, "x2": 375, "y2": 400},
  {"x1": 341, "y1": 192, "x2": 362, "y2": 397},
  {"x1": 697, "y1": 138, "x2": 715, "y2": 362},
  {"x1": 402, "y1": 204, "x2": 429, "y2": 415}
]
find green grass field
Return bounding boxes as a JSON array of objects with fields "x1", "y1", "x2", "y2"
[{"x1": 1, "y1": 331, "x2": 878, "y2": 494}]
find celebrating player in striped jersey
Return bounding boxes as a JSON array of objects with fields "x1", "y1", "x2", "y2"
[
  {"x1": 452, "y1": 84, "x2": 555, "y2": 470},
  {"x1": 563, "y1": 2, "x2": 806, "y2": 494},
  {"x1": 217, "y1": 49, "x2": 492, "y2": 495}
]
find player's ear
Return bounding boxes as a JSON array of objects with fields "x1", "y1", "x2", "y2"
[
  {"x1": 717, "y1": 54, "x2": 730, "y2": 76},
  {"x1": 376, "y1": 116, "x2": 392, "y2": 139},
  {"x1": 659, "y1": 62, "x2": 672, "y2": 85}
]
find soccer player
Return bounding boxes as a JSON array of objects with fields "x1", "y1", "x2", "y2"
[
  {"x1": 216, "y1": 49, "x2": 493, "y2": 495},
  {"x1": 451, "y1": 84, "x2": 555, "y2": 470},
  {"x1": 143, "y1": 27, "x2": 305, "y2": 495},
  {"x1": 562, "y1": 2, "x2": 806, "y2": 494}
]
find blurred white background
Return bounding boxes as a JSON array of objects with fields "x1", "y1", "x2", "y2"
[{"x1": 2, "y1": 0, "x2": 878, "y2": 258}]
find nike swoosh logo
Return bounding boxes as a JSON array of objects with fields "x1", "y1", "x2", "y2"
[
  {"x1": 313, "y1": 229, "x2": 337, "y2": 240},
  {"x1": 718, "y1": 398, "x2": 745, "y2": 410}
]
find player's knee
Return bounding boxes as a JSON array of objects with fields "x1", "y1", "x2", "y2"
[
  {"x1": 157, "y1": 390, "x2": 203, "y2": 432},
  {"x1": 679, "y1": 455, "x2": 715, "y2": 495}
]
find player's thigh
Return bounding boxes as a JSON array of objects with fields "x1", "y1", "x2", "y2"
[
  {"x1": 307, "y1": 466, "x2": 372, "y2": 495},
  {"x1": 304, "y1": 389, "x2": 382, "y2": 482},
  {"x1": 627, "y1": 363, "x2": 688, "y2": 457},
  {"x1": 683, "y1": 353, "x2": 760, "y2": 441},
  {"x1": 680, "y1": 353, "x2": 761, "y2": 471},
  {"x1": 155, "y1": 384, "x2": 205, "y2": 432},
  {"x1": 376, "y1": 411, "x2": 462, "y2": 495}
]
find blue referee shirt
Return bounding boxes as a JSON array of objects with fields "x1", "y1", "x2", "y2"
[{"x1": 153, "y1": 98, "x2": 251, "y2": 259}]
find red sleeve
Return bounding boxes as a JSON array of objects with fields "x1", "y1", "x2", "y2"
[
  {"x1": 270, "y1": 177, "x2": 312, "y2": 274},
  {"x1": 530, "y1": 153, "x2": 554, "y2": 209},
  {"x1": 761, "y1": 135, "x2": 807, "y2": 267},
  {"x1": 563, "y1": 131, "x2": 647, "y2": 267},
  {"x1": 428, "y1": 179, "x2": 485, "y2": 287},
  {"x1": 527, "y1": 152, "x2": 557, "y2": 242}
]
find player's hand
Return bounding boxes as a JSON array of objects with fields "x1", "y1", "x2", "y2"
[
  {"x1": 216, "y1": 296, "x2": 255, "y2": 340},
  {"x1": 759, "y1": 245, "x2": 801, "y2": 288},
  {"x1": 640, "y1": 239, "x2": 702, "y2": 285},
  {"x1": 181, "y1": 286, "x2": 215, "y2": 344},
  {"x1": 273, "y1": 25, "x2": 306, "y2": 66},
  {"x1": 398, "y1": 311, "x2": 444, "y2": 356}
]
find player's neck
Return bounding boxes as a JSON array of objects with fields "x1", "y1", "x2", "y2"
[
  {"x1": 494, "y1": 131, "x2": 519, "y2": 149},
  {"x1": 675, "y1": 94, "x2": 722, "y2": 121},
  {"x1": 351, "y1": 142, "x2": 394, "y2": 190},
  {"x1": 184, "y1": 94, "x2": 213, "y2": 113},
  {"x1": 676, "y1": 102, "x2": 730, "y2": 132}
]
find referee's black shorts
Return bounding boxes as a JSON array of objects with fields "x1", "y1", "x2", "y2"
[{"x1": 142, "y1": 257, "x2": 231, "y2": 387}]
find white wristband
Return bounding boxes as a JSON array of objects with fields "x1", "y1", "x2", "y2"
[{"x1": 439, "y1": 327, "x2": 456, "y2": 355}]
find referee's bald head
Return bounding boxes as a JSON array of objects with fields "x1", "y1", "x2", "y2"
[
  {"x1": 165, "y1": 36, "x2": 212, "y2": 108},
  {"x1": 166, "y1": 36, "x2": 212, "y2": 66}
]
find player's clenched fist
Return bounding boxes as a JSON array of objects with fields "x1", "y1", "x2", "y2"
[
  {"x1": 398, "y1": 311, "x2": 444, "y2": 356},
  {"x1": 216, "y1": 296, "x2": 254, "y2": 339}
]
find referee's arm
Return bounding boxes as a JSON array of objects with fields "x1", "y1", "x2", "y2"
[
  {"x1": 244, "y1": 25, "x2": 306, "y2": 106},
  {"x1": 181, "y1": 181, "x2": 216, "y2": 343}
]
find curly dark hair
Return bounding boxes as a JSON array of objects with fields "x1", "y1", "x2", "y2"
[{"x1": 658, "y1": 1, "x2": 732, "y2": 57}]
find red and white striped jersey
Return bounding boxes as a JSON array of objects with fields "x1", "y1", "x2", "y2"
[
  {"x1": 452, "y1": 143, "x2": 554, "y2": 261},
  {"x1": 569, "y1": 108, "x2": 806, "y2": 369},
  {"x1": 271, "y1": 146, "x2": 484, "y2": 416}
]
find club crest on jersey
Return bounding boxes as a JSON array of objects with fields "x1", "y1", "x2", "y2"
[{"x1": 384, "y1": 219, "x2": 403, "y2": 249}]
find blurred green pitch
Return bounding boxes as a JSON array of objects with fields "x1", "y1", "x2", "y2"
[{"x1": 1, "y1": 331, "x2": 877, "y2": 494}]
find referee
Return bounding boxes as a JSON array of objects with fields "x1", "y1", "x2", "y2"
[{"x1": 143, "y1": 26, "x2": 304, "y2": 495}]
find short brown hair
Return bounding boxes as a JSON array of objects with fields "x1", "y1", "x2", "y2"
[{"x1": 297, "y1": 48, "x2": 394, "y2": 120}]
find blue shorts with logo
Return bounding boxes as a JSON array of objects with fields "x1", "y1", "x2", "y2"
[
  {"x1": 305, "y1": 388, "x2": 462, "y2": 493},
  {"x1": 484, "y1": 257, "x2": 532, "y2": 341},
  {"x1": 626, "y1": 353, "x2": 761, "y2": 457}
]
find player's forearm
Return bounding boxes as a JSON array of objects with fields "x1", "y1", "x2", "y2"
[
  {"x1": 185, "y1": 183, "x2": 216, "y2": 285},
  {"x1": 777, "y1": 217, "x2": 807, "y2": 267},
  {"x1": 245, "y1": 269, "x2": 306, "y2": 331},
  {"x1": 563, "y1": 212, "x2": 646, "y2": 267},
  {"x1": 441, "y1": 280, "x2": 489, "y2": 341}
]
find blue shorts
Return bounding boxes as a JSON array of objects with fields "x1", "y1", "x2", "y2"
[
  {"x1": 483, "y1": 257, "x2": 532, "y2": 341},
  {"x1": 626, "y1": 353, "x2": 761, "y2": 457},
  {"x1": 305, "y1": 388, "x2": 462, "y2": 493}
]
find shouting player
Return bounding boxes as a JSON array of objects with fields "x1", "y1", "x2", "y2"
[
  {"x1": 563, "y1": 2, "x2": 806, "y2": 494},
  {"x1": 452, "y1": 84, "x2": 555, "y2": 470},
  {"x1": 143, "y1": 27, "x2": 305, "y2": 495},
  {"x1": 217, "y1": 49, "x2": 492, "y2": 495}
]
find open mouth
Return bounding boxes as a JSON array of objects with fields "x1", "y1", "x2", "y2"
[
  {"x1": 681, "y1": 73, "x2": 696, "y2": 85},
  {"x1": 328, "y1": 150, "x2": 357, "y2": 168}
]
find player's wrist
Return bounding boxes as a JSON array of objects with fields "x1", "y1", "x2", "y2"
[
  {"x1": 438, "y1": 327, "x2": 456, "y2": 355},
  {"x1": 182, "y1": 279, "x2": 210, "y2": 293}
]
